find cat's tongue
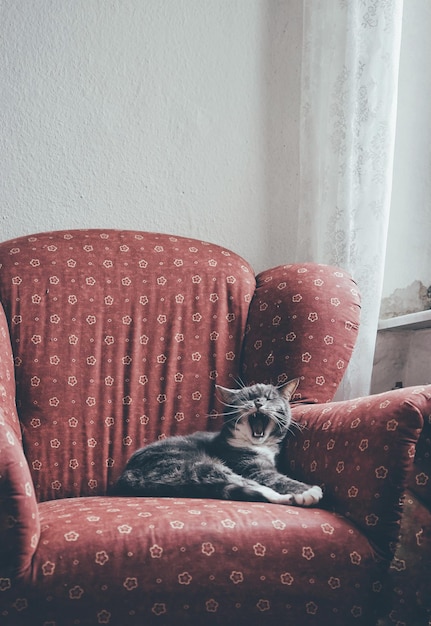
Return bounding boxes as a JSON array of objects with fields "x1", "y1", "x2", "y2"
[{"x1": 249, "y1": 413, "x2": 268, "y2": 438}]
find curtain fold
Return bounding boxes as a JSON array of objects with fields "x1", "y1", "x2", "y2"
[{"x1": 297, "y1": 0, "x2": 404, "y2": 398}]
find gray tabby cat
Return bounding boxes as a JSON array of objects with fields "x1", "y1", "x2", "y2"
[{"x1": 115, "y1": 379, "x2": 323, "y2": 507}]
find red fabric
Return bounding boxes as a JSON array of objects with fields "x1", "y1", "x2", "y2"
[
  {"x1": 242, "y1": 264, "x2": 360, "y2": 403},
  {"x1": 0, "y1": 303, "x2": 40, "y2": 578},
  {"x1": 4, "y1": 496, "x2": 383, "y2": 626},
  {"x1": 379, "y1": 491, "x2": 431, "y2": 626},
  {"x1": 0, "y1": 229, "x2": 429, "y2": 626},
  {"x1": 0, "y1": 230, "x2": 254, "y2": 501},
  {"x1": 286, "y1": 387, "x2": 427, "y2": 559}
]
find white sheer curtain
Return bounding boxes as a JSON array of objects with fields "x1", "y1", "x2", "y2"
[{"x1": 296, "y1": 0, "x2": 404, "y2": 399}]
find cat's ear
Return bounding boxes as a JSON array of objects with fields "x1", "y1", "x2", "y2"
[
  {"x1": 280, "y1": 378, "x2": 300, "y2": 401},
  {"x1": 215, "y1": 385, "x2": 239, "y2": 405}
]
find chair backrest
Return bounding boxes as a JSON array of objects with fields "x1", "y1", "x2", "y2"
[{"x1": 0, "y1": 230, "x2": 255, "y2": 501}]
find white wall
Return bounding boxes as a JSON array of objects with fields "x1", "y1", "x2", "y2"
[
  {"x1": 382, "y1": 0, "x2": 431, "y2": 300},
  {"x1": 1, "y1": 0, "x2": 302, "y2": 274}
]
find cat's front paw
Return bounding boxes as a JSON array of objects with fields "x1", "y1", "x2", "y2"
[{"x1": 291, "y1": 485, "x2": 323, "y2": 507}]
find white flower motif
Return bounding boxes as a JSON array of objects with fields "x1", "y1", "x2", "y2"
[
  {"x1": 97, "y1": 609, "x2": 111, "y2": 623},
  {"x1": 221, "y1": 519, "x2": 236, "y2": 529},
  {"x1": 306, "y1": 601, "x2": 318, "y2": 615},
  {"x1": 272, "y1": 520, "x2": 286, "y2": 530},
  {"x1": 281, "y1": 572, "x2": 294, "y2": 585},
  {"x1": 328, "y1": 576, "x2": 341, "y2": 589},
  {"x1": 69, "y1": 585, "x2": 84, "y2": 600},
  {"x1": 257, "y1": 599, "x2": 270, "y2": 612},
  {"x1": 302, "y1": 546, "x2": 315, "y2": 560},
  {"x1": 253, "y1": 543, "x2": 266, "y2": 556},
  {"x1": 375, "y1": 466, "x2": 388, "y2": 479},
  {"x1": 205, "y1": 599, "x2": 219, "y2": 613},
  {"x1": 202, "y1": 542, "x2": 215, "y2": 556},
  {"x1": 42, "y1": 561, "x2": 55, "y2": 576},
  {"x1": 95, "y1": 551, "x2": 109, "y2": 565},
  {"x1": 149, "y1": 544, "x2": 163, "y2": 558},
  {"x1": 64, "y1": 531, "x2": 79, "y2": 542},
  {"x1": 229, "y1": 570, "x2": 244, "y2": 584},
  {"x1": 321, "y1": 523, "x2": 334, "y2": 535},
  {"x1": 152, "y1": 604, "x2": 167, "y2": 616},
  {"x1": 178, "y1": 571, "x2": 192, "y2": 585},
  {"x1": 117, "y1": 524, "x2": 132, "y2": 534},
  {"x1": 170, "y1": 520, "x2": 185, "y2": 529},
  {"x1": 123, "y1": 577, "x2": 138, "y2": 591},
  {"x1": 350, "y1": 551, "x2": 361, "y2": 565}
]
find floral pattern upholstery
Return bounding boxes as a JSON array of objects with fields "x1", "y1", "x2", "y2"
[
  {"x1": 0, "y1": 229, "x2": 429, "y2": 626},
  {"x1": 379, "y1": 411, "x2": 431, "y2": 626}
]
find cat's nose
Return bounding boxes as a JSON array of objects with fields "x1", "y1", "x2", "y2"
[{"x1": 254, "y1": 399, "x2": 263, "y2": 409}]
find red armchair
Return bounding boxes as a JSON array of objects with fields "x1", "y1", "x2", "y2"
[{"x1": 0, "y1": 229, "x2": 429, "y2": 626}]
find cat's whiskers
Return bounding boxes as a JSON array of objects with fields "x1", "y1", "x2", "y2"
[
  {"x1": 286, "y1": 420, "x2": 306, "y2": 437},
  {"x1": 231, "y1": 376, "x2": 247, "y2": 389}
]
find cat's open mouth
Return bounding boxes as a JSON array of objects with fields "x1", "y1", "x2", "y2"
[{"x1": 248, "y1": 413, "x2": 270, "y2": 439}]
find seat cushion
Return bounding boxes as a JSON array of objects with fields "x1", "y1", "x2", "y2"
[{"x1": 4, "y1": 496, "x2": 387, "y2": 625}]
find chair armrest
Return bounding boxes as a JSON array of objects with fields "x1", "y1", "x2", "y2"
[
  {"x1": 0, "y1": 303, "x2": 40, "y2": 579},
  {"x1": 408, "y1": 408, "x2": 431, "y2": 506},
  {"x1": 281, "y1": 386, "x2": 430, "y2": 560},
  {"x1": 241, "y1": 263, "x2": 360, "y2": 403}
]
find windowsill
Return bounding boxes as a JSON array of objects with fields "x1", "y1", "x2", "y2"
[{"x1": 378, "y1": 310, "x2": 431, "y2": 331}]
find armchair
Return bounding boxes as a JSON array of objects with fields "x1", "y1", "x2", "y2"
[{"x1": 0, "y1": 229, "x2": 429, "y2": 626}]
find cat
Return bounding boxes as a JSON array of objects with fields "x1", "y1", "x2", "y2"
[{"x1": 114, "y1": 379, "x2": 323, "y2": 507}]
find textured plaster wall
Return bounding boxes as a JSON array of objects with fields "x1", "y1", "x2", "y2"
[{"x1": 1, "y1": 0, "x2": 302, "y2": 274}]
